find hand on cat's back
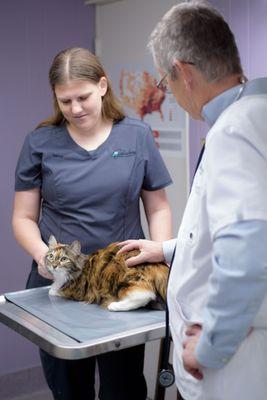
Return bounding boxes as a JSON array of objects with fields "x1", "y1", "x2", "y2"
[{"x1": 117, "y1": 239, "x2": 164, "y2": 267}]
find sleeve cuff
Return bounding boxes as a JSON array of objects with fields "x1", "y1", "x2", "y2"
[
  {"x1": 195, "y1": 332, "x2": 232, "y2": 369},
  {"x1": 162, "y1": 239, "x2": 176, "y2": 264}
]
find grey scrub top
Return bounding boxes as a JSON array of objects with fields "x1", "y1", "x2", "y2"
[{"x1": 15, "y1": 117, "x2": 172, "y2": 253}]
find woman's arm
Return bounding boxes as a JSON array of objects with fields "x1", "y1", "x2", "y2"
[
  {"x1": 141, "y1": 188, "x2": 172, "y2": 241},
  {"x1": 12, "y1": 189, "x2": 51, "y2": 278}
]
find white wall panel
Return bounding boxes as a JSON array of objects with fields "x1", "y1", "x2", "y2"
[
  {"x1": 96, "y1": 2, "x2": 186, "y2": 398},
  {"x1": 96, "y1": 0, "x2": 189, "y2": 238}
]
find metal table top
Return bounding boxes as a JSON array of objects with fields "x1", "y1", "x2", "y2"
[{"x1": 0, "y1": 287, "x2": 166, "y2": 360}]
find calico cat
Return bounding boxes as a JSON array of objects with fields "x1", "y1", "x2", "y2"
[{"x1": 45, "y1": 235, "x2": 169, "y2": 311}]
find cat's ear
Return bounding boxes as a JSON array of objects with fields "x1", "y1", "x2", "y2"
[
  {"x1": 48, "y1": 235, "x2": 57, "y2": 247},
  {"x1": 70, "y1": 240, "x2": 81, "y2": 255}
]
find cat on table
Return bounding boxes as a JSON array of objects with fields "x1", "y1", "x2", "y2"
[{"x1": 44, "y1": 235, "x2": 169, "y2": 311}]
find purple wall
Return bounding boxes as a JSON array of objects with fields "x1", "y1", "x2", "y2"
[
  {"x1": 0, "y1": 0, "x2": 95, "y2": 376},
  {"x1": 189, "y1": 0, "x2": 267, "y2": 182}
]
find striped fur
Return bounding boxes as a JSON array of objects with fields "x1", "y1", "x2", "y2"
[{"x1": 45, "y1": 235, "x2": 169, "y2": 311}]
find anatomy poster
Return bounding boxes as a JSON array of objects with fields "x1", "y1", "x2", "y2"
[{"x1": 113, "y1": 61, "x2": 187, "y2": 157}]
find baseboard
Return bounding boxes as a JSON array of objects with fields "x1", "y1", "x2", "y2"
[{"x1": 0, "y1": 365, "x2": 48, "y2": 400}]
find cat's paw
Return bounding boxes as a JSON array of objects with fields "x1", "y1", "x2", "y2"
[
  {"x1": 49, "y1": 288, "x2": 60, "y2": 296},
  {"x1": 108, "y1": 301, "x2": 125, "y2": 311}
]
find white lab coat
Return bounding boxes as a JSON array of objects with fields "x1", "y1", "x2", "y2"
[{"x1": 168, "y1": 89, "x2": 267, "y2": 400}]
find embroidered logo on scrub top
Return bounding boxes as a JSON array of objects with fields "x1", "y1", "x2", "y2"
[{"x1": 111, "y1": 150, "x2": 136, "y2": 158}]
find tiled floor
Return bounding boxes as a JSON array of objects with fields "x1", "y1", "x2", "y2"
[
  {"x1": 10, "y1": 391, "x2": 153, "y2": 400},
  {"x1": 9, "y1": 390, "x2": 53, "y2": 400},
  {"x1": 4, "y1": 365, "x2": 156, "y2": 400}
]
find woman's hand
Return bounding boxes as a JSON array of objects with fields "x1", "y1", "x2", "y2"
[
  {"x1": 37, "y1": 254, "x2": 53, "y2": 280},
  {"x1": 117, "y1": 239, "x2": 164, "y2": 267}
]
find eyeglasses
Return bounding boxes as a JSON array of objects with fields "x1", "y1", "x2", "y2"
[
  {"x1": 156, "y1": 73, "x2": 170, "y2": 93},
  {"x1": 156, "y1": 62, "x2": 195, "y2": 93}
]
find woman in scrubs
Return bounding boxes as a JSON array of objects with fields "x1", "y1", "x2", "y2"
[{"x1": 12, "y1": 47, "x2": 173, "y2": 400}]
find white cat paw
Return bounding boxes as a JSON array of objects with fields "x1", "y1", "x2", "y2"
[
  {"x1": 49, "y1": 288, "x2": 60, "y2": 296},
  {"x1": 108, "y1": 301, "x2": 125, "y2": 311}
]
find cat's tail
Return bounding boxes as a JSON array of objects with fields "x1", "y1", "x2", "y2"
[{"x1": 153, "y1": 265, "x2": 169, "y2": 302}]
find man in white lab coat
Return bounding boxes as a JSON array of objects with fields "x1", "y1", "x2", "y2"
[{"x1": 118, "y1": 1, "x2": 267, "y2": 399}]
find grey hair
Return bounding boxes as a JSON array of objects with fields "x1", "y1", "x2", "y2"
[{"x1": 148, "y1": 0, "x2": 243, "y2": 82}]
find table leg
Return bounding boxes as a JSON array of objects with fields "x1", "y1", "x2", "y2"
[{"x1": 154, "y1": 338, "x2": 166, "y2": 400}]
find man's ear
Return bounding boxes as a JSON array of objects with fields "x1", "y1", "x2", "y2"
[{"x1": 173, "y1": 60, "x2": 194, "y2": 90}]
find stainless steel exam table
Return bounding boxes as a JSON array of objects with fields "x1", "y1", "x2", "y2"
[
  {"x1": 0, "y1": 286, "x2": 167, "y2": 360},
  {"x1": 0, "y1": 286, "x2": 184, "y2": 400}
]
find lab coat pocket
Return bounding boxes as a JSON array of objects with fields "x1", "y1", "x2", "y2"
[{"x1": 176, "y1": 298, "x2": 202, "y2": 326}]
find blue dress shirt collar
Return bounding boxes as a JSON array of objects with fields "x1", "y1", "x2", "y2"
[{"x1": 202, "y1": 77, "x2": 267, "y2": 127}]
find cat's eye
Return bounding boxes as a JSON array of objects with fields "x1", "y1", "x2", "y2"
[
  {"x1": 60, "y1": 256, "x2": 68, "y2": 262},
  {"x1": 47, "y1": 254, "x2": 54, "y2": 261}
]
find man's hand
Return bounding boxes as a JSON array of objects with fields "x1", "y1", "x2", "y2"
[
  {"x1": 37, "y1": 255, "x2": 53, "y2": 280},
  {"x1": 117, "y1": 239, "x2": 164, "y2": 267},
  {"x1": 182, "y1": 324, "x2": 204, "y2": 380}
]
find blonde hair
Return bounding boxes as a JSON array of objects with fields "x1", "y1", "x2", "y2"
[{"x1": 37, "y1": 48, "x2": 125, "y2": 128}]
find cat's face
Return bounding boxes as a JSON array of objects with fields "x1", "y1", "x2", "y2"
[
  {"x1": 45, "y1": 246, "x2": 72, "y2": 273},
  {"x1": 45, "y1": 236, "x2": 82, "y2": 279}
]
